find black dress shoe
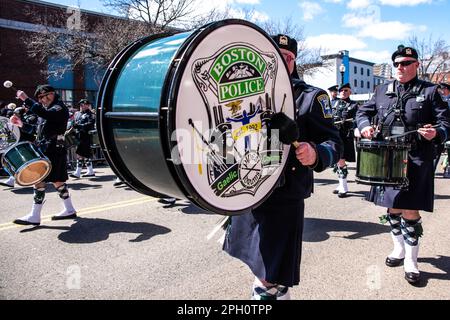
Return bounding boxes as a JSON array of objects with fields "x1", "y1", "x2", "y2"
[
  {"x1": 51, "y1": 213, "x2": 77, "y2": 220},
  {"x1": 338, "y1": 192, "x2": 347, "y2": 198},
  {"x1": 332, "y1": 189, "x2": 339, "y2": 194},
  {"x1": 0, "y1": 181, "x2": 14, "y2": 188},
  {"x1": 13, "y1": 219, "x2": 40, "y2": 226},
  {"x1": 82, "y1": 173, "x2": 95, "y2": 178},
  {"x1": 405, "y1": 272, "x2": 420, "y2": 285},
  {"x1": 70, "y1": 174, "x2": 80, "y2": 179},
  {"x1": 385, "y1": 256, "x2": 404, "y2": 267}
]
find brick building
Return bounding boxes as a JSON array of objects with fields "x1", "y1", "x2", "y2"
[{"x1": 0, "y1": 0, "x2": 120, "y2": 106}]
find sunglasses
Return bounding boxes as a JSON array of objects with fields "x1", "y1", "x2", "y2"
[{"x1": 393, "y1": 60, "x2": 417, "y2": 68}]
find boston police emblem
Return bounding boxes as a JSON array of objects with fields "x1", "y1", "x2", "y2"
[{"x1": 317, "y1": 94, "x2": 332, "y2": 118}]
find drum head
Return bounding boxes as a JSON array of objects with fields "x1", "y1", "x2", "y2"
[
  {"x1": 169, "y1": 20, "x2": 294, "y2": 213},
  {"x1": 97, "y1": 19, "x2": 295, "y2": 215},
  {"x1": 16, "y1": 159, "x2": 52, "y2": 186}
]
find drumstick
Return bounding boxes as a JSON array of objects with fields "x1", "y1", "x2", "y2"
[
  {"x1": 384, "y1": 124, "x2": 440, "y2": 140},
  {"x1": 279, "y1": 94, "x2": 287, "y2": 113}
]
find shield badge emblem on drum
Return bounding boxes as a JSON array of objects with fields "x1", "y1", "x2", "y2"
[{"x1": 97, "y1": 19, "x2": 295, "y2": 215}]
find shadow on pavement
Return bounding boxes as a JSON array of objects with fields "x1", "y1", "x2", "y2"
[
  {"x1": 419, "y1": 255, "x2": 450, "y2": 282},
  {"x1": 56, "y1": 217, "x2": 171, "y2": 243},
  {"x1": 314, "y1": 178, "x2": 337, "y2": 186},
  {"x1": 434, "y1": 193, "x2": 450, "y2": 200},
  {"x1": 303, "y1": 217, "x2": 390, "y2": 242}
]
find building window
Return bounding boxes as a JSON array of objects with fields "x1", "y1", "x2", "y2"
[
  {"x1": 361, "y1": 80, "x2": 364, "y2": 88},
  {"x1": 354, "y1": 66, "x2": 357, "y2": 74},
  {"x1": 56, "y1": 89, "x2": 74, "y2": 106},
  {"x1": 367, "y1": 69, "x2": 370, "y2": 76},
  {"x1": 354, "y1": 79, "x2": 358, "y2": 87},
  {"x1": 367, "y1": 81, "x2": 370, "y2": 89},
  {"x1": 361, "y1": 67, "x2": 363, "y2": 75}
]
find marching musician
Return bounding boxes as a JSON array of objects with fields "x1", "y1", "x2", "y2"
[
  {"x1": 223, "y1": 34, "x2": 342, "y2": 300},
  {"x1": 356, "y1": 45, "x2": 450, "y2": 285},
  {"x1": 10, "y1": 85, "x2": 77, "y2": 225},
  {"x1": 332, "y1": 83, "x2": 358, "y2": 197},
  {"x1": 69, "y1": 99, "x2": 96, "y2": 179},
  {"x1": 0, "y1": 105, "x2": 38, "y2": 188}
]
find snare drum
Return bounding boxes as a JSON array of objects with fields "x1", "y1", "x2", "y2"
[
  {"x1": 1, "y1": 142, "x2": 52, "y2": 186},
  {"x1": 96, "y1": 19, "x2": 295, "y2": 215},
  {"x1": 356, "y1": 139, "x2": 410, "y2": 187},
  {"x1": 88, "y1": 130, "x2": 99, "y2": 146}
]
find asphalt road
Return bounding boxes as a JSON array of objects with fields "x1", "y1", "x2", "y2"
[{"x1": 0, "y1": 162, "x2": 449, "y2": 300}]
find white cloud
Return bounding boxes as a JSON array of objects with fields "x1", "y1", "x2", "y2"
[
  {"x1": 379, "y1": 0, "x2": 432, "y2": 6},
  {"x1": 342, "y1": 12, "x2": 377, "y2": 28},
  {"x1": 347, "y1": 0, "x2": 373, "y2": 9},
  {"x1": 305, "y1": 34, "x2": 367, "y2": 54},
  {"x1": 299, "y1": 2, "x2": 324, "y2": 21},
  {"x1": 358, "y1": 21, "x2": 427, "y2": 40},
  {"x1": 352, "y1": 50, "x2": 391, "y2": 64}
]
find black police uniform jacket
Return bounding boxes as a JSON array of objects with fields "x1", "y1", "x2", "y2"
[
  {"x1": 356, "y1": 78, "x2": 450, "y2": 212},
  {"x1": 74, "y1": 109, "x2": 95, "y2": 158},
  {"x1": 333, "y1": 98, "x2": 358, "y2": 162},
  {"x1": 223, "y1": 79, "x2": 342, "y2": 287},
  {"x1": 25, "y1": 95, "x2": 70, "y2": 182}
]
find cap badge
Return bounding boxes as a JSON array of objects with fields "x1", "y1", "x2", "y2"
[{"x1": 279, "y1": 35, "x2": 288, "y2": 46}]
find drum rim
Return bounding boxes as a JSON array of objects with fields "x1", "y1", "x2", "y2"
[
  {"x1": 357, "y1": 140, "x2": 410, "y2": 149},
  {"x1": 164, "y1": 19, "x2": 295, "y2": 215}
]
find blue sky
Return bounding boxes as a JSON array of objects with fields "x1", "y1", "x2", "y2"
[{"x1": 46, "y1": 0, "x2": 450, "y2": 64}]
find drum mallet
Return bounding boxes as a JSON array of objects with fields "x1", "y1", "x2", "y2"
[
  {"x1": 384, "y1": 124, "x2": 440, "y2": 140},
  {"x1": 3, "y1": 80, "x2": 18, "y2": 92},
  {"x1": 269, "y1": 112, "x2": 300, "y2": 147}
]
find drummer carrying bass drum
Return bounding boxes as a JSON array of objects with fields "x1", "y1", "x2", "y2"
[
  {"x1": 70, "y1": 99, "x2": 96, "y2": 178},
  {"x1": 356, "y1": 45, "x2": 450, "y2": 285},
  {"x1": 10, "y1": 85, "x2": 77, "y2": 225}
]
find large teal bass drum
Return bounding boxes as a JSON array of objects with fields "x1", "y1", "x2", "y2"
[{"x1": 96, "y1": 19, "x2": 295, "y2": 215}]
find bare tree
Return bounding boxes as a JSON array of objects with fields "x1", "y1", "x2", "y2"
[
  {"x1": 101, "y1": 0, "x2": 197, "y2": 30},
  {"x1": 408, "y1": 35, "x2": 450, "y2": 82}
]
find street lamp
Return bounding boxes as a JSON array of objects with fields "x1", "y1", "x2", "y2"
[{"x1": 339, "y1": 63, "x2": 346, "y2": 86}]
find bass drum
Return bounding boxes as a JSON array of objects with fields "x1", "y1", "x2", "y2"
[{"x1": 97, "y1": 19, "x2": 295, "y2": 215}]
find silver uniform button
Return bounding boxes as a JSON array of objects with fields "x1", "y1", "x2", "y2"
[{"x1": 292, "y1": 167, "x2": 296, "y2": 171}]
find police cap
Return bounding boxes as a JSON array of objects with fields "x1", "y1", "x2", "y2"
[
  {"x1": 391, "y1": 45, "x2": 418, "y2": 62},
  {"x1": 34, "y1": 84, "x2": 55, "y2": 98},
  {"x1": 328, "y1": 85, "x2": 338, "y2": 92},
  {"x1": 271, "y1": 34, "x2": 298, "y2": 58},
  {"x1": 78, "y1": 99, "x2": 91, "y2": 105},
  {"x1": 339, "y1": 83, "x2": 351, "y2": 91}
]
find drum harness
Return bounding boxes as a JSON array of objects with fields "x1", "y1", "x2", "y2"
[{"x1": 372, "y1": 80, "x2": 425, "y2": 194}]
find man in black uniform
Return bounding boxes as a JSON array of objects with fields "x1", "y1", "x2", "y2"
[
  {"x1": 223, "y1": 34, "x2": 342, "y2": 300},
  {"x1": 0, "y1": 104, "x2": 38, "y2": 188},
  {"x1": 356, "y1": 45, "x2": 450, "y2": 285},
  {"x1": 332, "y1": 83, "x2": 358, "y2": 197},
  {"x1": 11, "y1": 85, "x2": 77, "y2": 225},
  {"x1": 70, "y1": 99, "x2": 96, "y2": 178}
]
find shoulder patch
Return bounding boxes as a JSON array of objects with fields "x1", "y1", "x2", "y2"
[
  {"x1": 317, "y1": 94, "x2": 333, "y2": 118},
  {"x1": 52, "y1": 105, "x2": 63, "y2": 112}
]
